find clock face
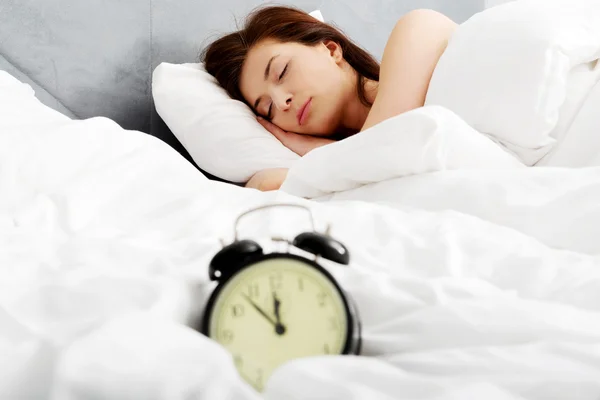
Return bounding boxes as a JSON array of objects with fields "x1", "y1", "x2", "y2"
[{"x1": 204, "y1": 255, "x2": 350, "y2": 392}]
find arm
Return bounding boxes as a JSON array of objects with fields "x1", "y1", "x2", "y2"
[
  {"x1": 247, "y1": 119, "x2": 333, "y2": 192},
  {"x1": 257, "y1": 117, "x2": 335, "y2": 156},
  {"x1": 245, "y1": 168, "x2": 289, "y2": 191},
  {"x1": 361, "y1": 9, "x2": 457, "y2": 132}
]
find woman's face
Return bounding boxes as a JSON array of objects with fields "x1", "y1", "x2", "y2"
[{"x1": 239, "y1": 39, "x2": 350, "y2": 136}]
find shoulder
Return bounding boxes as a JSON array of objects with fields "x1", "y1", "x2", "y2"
[
  {"x1": 388, "y1": 9, "x2": 457, "y2": 46},
  {"x1": 359, "y1": 9, "x2": 457, "y2": 131},
  {"x1": 393, "y1": 9, "x2": 455, "y2": 30},
  {"x1": 399, "y1": 8, "x2": 451, "y2": 21}
]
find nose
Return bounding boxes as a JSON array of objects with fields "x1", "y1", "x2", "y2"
[{"x1": 271, "y1": 88, "x2": 292, "y2": 112}]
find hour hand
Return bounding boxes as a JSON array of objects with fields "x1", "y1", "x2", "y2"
[{"x1": 272, "y1": 292, "x2": 286, "y2": 335}]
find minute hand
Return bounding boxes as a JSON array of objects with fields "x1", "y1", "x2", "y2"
[{"x1": 242, "y1": 293, "x2": 277, "y2": 326}]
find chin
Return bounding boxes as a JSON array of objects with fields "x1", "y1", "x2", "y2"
[
  {"x1": 308, "y1": 112, "x2": 340, "y2": 137},
  {"x1": 294, "y1": 100, "x2": 342, "y2": 136},
  {"x1": 294, "y1": 120, "x2": 334, "y2": 137}
]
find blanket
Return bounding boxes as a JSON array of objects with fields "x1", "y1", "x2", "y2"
[
  {"x1": 425, "y1": 0, "x2": 600, "y2": 166},
  {"x1": 2, "y1": 69, "x2": 600, "y2": 400},
  {"x1": 279, "y1": 106, "x2": 600, "y2": 255}
]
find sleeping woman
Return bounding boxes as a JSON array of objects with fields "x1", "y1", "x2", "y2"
[{"x1": 202, "y1": 5, "x2": 457, "y2": 191}]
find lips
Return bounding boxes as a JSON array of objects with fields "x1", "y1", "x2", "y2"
[{"x1": 297, "y1": 98, "x2": 312, "y2": 126}]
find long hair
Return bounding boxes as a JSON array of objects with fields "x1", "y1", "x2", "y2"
[{"x1": 201, "y1": 6, "x2": 380, "y2": 108}]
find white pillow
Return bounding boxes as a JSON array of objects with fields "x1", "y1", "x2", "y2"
[
  {"x1": 152, "y1": 10, "x2": 325, "y2": 183},
  {"x1": 152, "y1": 62, "x2": 299, "y2": 183},
  {"x1": 425, "y1": 0, "x2": 600, "y2": 166}
]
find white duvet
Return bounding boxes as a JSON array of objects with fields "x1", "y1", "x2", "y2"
[
  {"x1": 3, "y1": 60, "x2": 600, "y2": 400},
  {"x1": 3, "y1": 1, "x2": 600, "y2": 397}
]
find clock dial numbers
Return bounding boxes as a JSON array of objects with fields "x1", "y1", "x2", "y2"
[
  {"x1": 231, "y1": 304, "x2": 245, "y2": 317},
  {"x1": 220, "y1": 329, "x2": 234, "y2": 344},
  {"x1": 269, "y1": 271, "x2": 283, "y2": 291},
  {"x1": 246, "y1": 282, "x2": 260, "y2": 299},
  {"x1": 207, "y1": 257, "x2": 350, "y2": 392},
  {"x1": 254, "y1": 368, "x2": 264, "y2": 391},
  {"x1": 329, "y1": 316, "x2": 339, "y2": 331},
  {"x1": 317, "y1": 291, "x2": 327, "y2": 307},
  {"x1": 234, "y1": 354, "x2": 243, "y2": 369}
]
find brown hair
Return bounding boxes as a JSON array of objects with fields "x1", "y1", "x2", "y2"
[{"x1": 200, "y1": 5, "x2": 380, "y2": 109}]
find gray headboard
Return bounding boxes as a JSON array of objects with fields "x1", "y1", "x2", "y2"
[{"x1": 0, "y1": 0, "x2": 484, "y2": 175}]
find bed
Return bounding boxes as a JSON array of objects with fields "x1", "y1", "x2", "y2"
[{"x1": 2, "y1": 1, "x2": 600, "y2": 399}]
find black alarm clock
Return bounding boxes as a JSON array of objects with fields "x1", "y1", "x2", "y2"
[{"x1": 201, "y1": 203, "x2": 361, "y2": 392}]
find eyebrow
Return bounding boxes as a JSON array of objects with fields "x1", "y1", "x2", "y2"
[
  {"x1": 253, "y1": 54, "x2": 280, "y2": 110},
  {"x1": 264, "y1": 55, "x2": 279, "y2": 80}
]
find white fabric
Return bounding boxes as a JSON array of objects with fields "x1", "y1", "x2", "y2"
[
  {"x1": 151, "y1": 10, "x2": 325, "y2": 183},
  {"x1": 152, "y1": 62, "x2": 299, "y2": 183},
  {"x1": 0, "y1": 70, "x2": 72, "y2": 127},
  {"x1": 278, "y1": 104, "x2": 599, "y2": 255},
  {"x1": 4, "y1": 70, "x2": 600, "y2": 400},
  {"x1": 308, "y1": 9, "x2": 325, "y2": 21},
  {"x1": 538, "y1": 78, "x2": 600, "y2": 167},
  {"x1": 425, "y1": 0, "x2": 600, "y2": 166},
  {"x1": 545, "y1": 59, "x2": 600, "y2": 147},
  {"x1": 280, "y1": 105, "x2": 525, "y2": 198}
]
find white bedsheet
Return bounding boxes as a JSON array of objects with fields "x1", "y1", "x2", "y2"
[{"x1": 2, "y1": 72, "x2": 600, "y2": 400}]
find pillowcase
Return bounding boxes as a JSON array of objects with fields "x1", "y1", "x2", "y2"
[
  {"x1": 152, "y1": 10, "x2": 325, "y2": 183},
  {"x1": 152, "y1": 62, "x2": 299, "y2": 183},
  {"x1": 425, "y1": 0, "x2": 600, "y2": 166}
]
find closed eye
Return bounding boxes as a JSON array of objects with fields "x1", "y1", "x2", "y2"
[
  {"x1": 265, "y1": 63, "x2": 288, "y2": 120},
  {"x1": 279, "y1": 63, "x2": 288, "y2": 81}
]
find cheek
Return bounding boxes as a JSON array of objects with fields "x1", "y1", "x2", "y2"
[
  {"x1": 292, "y1": 67, "x2": 316, "y2": 93},
  {"x1": 294, "y1": 54, "x2": 334, "y2": 88},
  {"x1": 307, "y1": 62, "x2": 337, "y2": 86}
]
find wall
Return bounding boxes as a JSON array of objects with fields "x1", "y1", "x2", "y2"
[
  {"x1": 0, "y1": 0, "x2": 485, "y2": 162},
  {"x1": 157, "y1": 0, "x2": 485, "y2": 67}
]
